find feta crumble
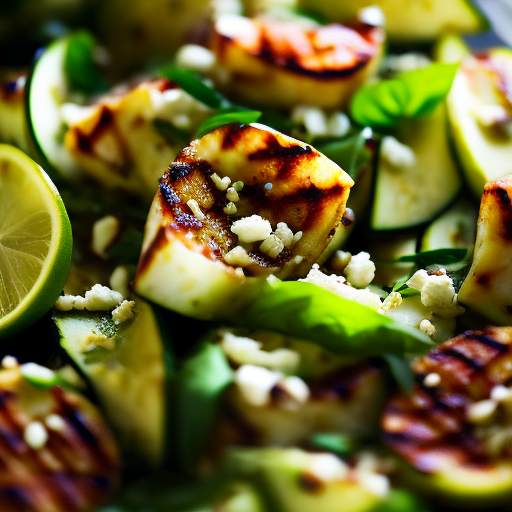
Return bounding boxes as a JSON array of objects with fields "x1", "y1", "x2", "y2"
[
  {"x1": 55, "y1": 285, "x2": 123, "y2": 311},
  {"x1": 231, "y1": 215, "x2": 272, "y2": 243},
  {"x1": 274, "y1": 222, "x2": 294, "y2": 247},
  {"x1": 344, "y1": 252, "x2": 376, "y2": 288},
  {"x1": 45, "y1": 414, "x2": 66, "y2": 432},
  {"x1": 419, "y1": 318, "x2": 436, "y2": 336},
  {"x1": 112, "y1": 300, "x2": 136, "y2": 324},
  {"x1": 175, "y1": 44, "x2": 216, "y2": 73},
  {"x1": 91, "y1": 215, "x2": 120, "y2": 259},
  {"x1": 423, "y1": 372, "x2": 441, "y2": 387},
  {"x1": 381, "y1": 136, "x2": 416, "y2": 169},
  {"x1": 260, "y1": 234, "x2": 285, "y2": 258},
  {"x1": 308, "y1": 453, "x2": 349, "y2": 482},
  {"x1": 467, "y1": 399, "x2": 497, "y2": 424},
  {"x1": 24, "y1": 421, "x2": 48, "y2": 450},
  {"x1": 235, "y1": 365, "x2": 282, "y2": 407},
  {"x1": 224, "y1": 246, "x2": 253, "y2": 267}
]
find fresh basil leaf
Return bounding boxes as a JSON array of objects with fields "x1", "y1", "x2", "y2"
[
  {"x1": 173, "y1": 341, "x2": 234, "y2": 473},
  {"x1": 382, "y1": 353, "x2": 415, "y2": 394},
  {"x1": 398, "y1": 248, "x2": 467, "y2": 267},
  {"x1": 65, "y1": 31, "x2": 106, "y2": 94},
  {"x1": 160, "y1": 66, "x2": 224, "y2": 109},
  {"x1": 314, "y1": 128, "x2": 373, "y2": 180},
  {"x1": 237, "y1": 280, "x2": 433, "y2": 357},
  {"x1": 153, "y1": 119, "x2": 189, "y2": 143},
  {"x1": 350, "y1": 64, "x2": 458, "y2": 129},
  {"x1": 309, "y1": 433, "x2": 354, "y2": 454},
  {"x1": 392, "y1": 277, "x2": 420, "y2": 297},
  {"x1": 196, "y1": 110, "x2": 262, "y2": 138}
]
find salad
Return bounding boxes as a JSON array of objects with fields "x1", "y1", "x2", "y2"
[{"x1": 1, "y1": 0, "x2": 512, "y2": 511}]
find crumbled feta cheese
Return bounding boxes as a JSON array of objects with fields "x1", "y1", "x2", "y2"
[
  {"x1": 491, "y1": 385, "x2": 512, "y2": 402},
  {"x1": 274, "y1": 222, "x2": 294, "y2": 247},
  {"x1": 216, "y1": 14, "x2": 258, "y2": 39},
  {"x1": 55, "y1": 285, "x2": 123, "y2": 311},
  {"x1": 358, "y1": 5, "x2": 385, "y2": 26},
  {"x1": 187, "y1": 199, "x2": 205, "y2": 220},
  {"x1": 467, "y1": 399, "x2": 497, "y2": 424},
  {"x1": 381, "y1": 291, "x2": 402, "y2": 312},
  {"x1": 60, "y1": 102, "x2": 93, "y2": 126},
  {"x1": 45, "y1": 414, "x2": 66, "y2": 432},
  {"x1": 419, "y1": 318, "x2": 436, "y2": 336},
  {"x1": 223, "y1": 202, "x2": 238, "y2": 215},
  {"x1": 112, "y1": 300, "x2": 136, "y2": 324},
  {"x1": 423, "y1": 372, "x2": 441, "y2": 387},
  {"x1": 260, "y1": 234, "x2": 285, "y2": 258},
  {"x1": 308, "y1": 453, "x2": 349, "y2": 482},
  {"x1": 1, "y1": 356, "x2": 18, "y2": 369},
  {"x1": 224, "y1": 246, "x2": 253, "y2": 267},
  {"x1": 175, "y1": 44, "x2": 216, "y2": 73},
  {"x1": 231, "y1": 215, "x2": 272, "y2": 243},
  {"x1": 235, "y1": 365, "x2": 282, "y2": 407},
  {"x1": 24, "y1": 422, "x2": 48, "y2": 450},
  {"x1": 221, "y1": 332, "x2": 300, "y2": 373},
  {"x1": 280, "y1": 376, "x2": 310, "y2": 404},
  {"x1": 406, "y1": 270, "x2": 465, "y2": 319},
  {"x1": 226, "y1": 186, "x2": 240, "y2": 202},
  {"x1": 300, "y1": 265, "x2": 383, "y2": 310},
  {"x1": 20, "y1": 362, "x2": 55, "y2": 383},
  {"x1": 381, "y1": 136, "x2": 416, "y2": 169},
  {"x1": 327, "y1": 112, "x2": 351, "y2": 137},
  {"x1": 91, "y1": 215, "x2": 120, "y2": 259},
  {"x1": 357, "y1": 472, "x2": 390, "y2": 498},
  {"x1": 344, "y1": 252, "x2": 376, "y2": 288},
  {"x1": 211, "y1": 173, "x2": 231, "y2": 190},
  {"x1": 291, "y1": 106, "x2": 328, "y2": 138}
]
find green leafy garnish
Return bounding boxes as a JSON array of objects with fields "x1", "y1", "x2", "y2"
[
  {"x1": 172, "y1": 341, "x2": 234, "y2": 473},
  {"x1": 314, "y1": 128, "x2": 373, "y2": 180},
  {"x1": 196, "y1": 110, "x2": 262, "y2": 138},
  {"x1": 65, "y1": 31, "x2": 107, "y2": 94},
  {"x1": 309, "y1": 433, "x2": 354, "y2": 454},
  {"x1": 382, "y1": 353, "x2": 415, "y2": 394},
  {"x1": 160, "y1": 66, "x2": 224, "y2": 109},
  {"x1": 398, "y1": 248, "x2": 467, "y2": 267},
  {"x1": 350, "y1": 63, "x2": 458, "y2": 129},
  {"x1": 392, "y1": 276, "x2": 420, "y2": 297},
  {"x1": 237, "y1": 280, "x2": 433, "y2": 357}
]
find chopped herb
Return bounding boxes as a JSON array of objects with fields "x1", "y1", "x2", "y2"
[
  {"x1": 309, "y1": 433, "x2": 354, "y2": 454},
  {"x1": 196, "y1": 110, "x2": 262, "y2": 138},
  {"x1": 398, "y1": 248, "x2": 468, "y2": 267}
]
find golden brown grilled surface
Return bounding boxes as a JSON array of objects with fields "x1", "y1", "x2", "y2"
[
  {"x1": 210, "y1": 15, "x2": 384, "y2": 108},
  {"x1": 383, "y1": 327, "x2": 512, "y2": 474},
  {"x1": 0, "y1": 367, "x2": 121, "y2": 512}
]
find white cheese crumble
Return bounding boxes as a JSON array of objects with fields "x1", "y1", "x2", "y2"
[
  {"x1": 381, "y1": 291, "x2": 402, "y2": 312},
  {"x1": 467, "y1": 399, "x2": 497, "y2": 424},
  {"x1": 274, "y1": 222, "x2": 294, "y2": 247},
  {"x1": 91, "y1": 215, "x2": 120, "y2": 259},
  {"x1": 381, "y1": 136, "x2": 416, "y2": 169},
  {"x1": 224, "y1": 246, "x2": 253, "y2": 267},
  {"x1": 260, "y1": 234, "x2": 285, "y2": 258},
  {"x1": 423, "y1": 372, "x2": 441, "y2": 387},
  {"x1": 55, "y1": 285, "x2": 123, "y2": 312},
  {"x1": 211, "y1": 173, "x2": 231, "y2": 190},
  {"x1": 1, "y1": 355, "x2": 18, "y2": 369},
  {"x1": 175, "y1": 44, "x2": 217, "y2": 73},
  {"x1": 344, "y1": 252, "x2": 376, "y2": 288},
  {"x1": 45, "y1": 414, "x2": 66, "y2": 432},
  {"x1": 406, "y1": 270, "x2": 465, "y2": 319},
  {"x1": 358, "y1": 5, "x2": 385, "y2": 26},
  {"x1": 235, "y1": 365, "x2": 282, "y2": 407},
  {"x1": 291, "y1": 106, "x2": 328, "y2": 138},
  {"x1": 216, "y1": 14, "x2": 258, "y2": 40},
  {"x1": 24, "y1": 421, "x2": 49, "y2": 450},
  {"x1": 327, "y1": 112, "x2": 351, "y2": 137},
  {"x1": 491, "y1": 385, "x2": 512, "y2": 402},
  {"x1": 308, "y1": 454, "x2": 349, "y2": 482},
  {"x1": 280, "y1": 375, "x2": 310, "y2": 404},
  {"x1": 221, "y1": 332, "x2": 300, "y2": 373},
  {"x1": 419, "y1": 318, "x2": 436, "y2": 336},
  {"x1": 112, "y1": 300, "x2": 136, "y2": 324},
  {"x1": 187, "y1": 199, "x2": 205, "y2": 220},
  {"x1": 231, "y1": 215, "x2": 272, "y2": 243},
  {"x1": 300, "y1": 265, "x2": 383, "y2": 310},
  {"x1": 20, "y1": 363, "x2": 55, "y2": 382},
  {"x1": 357, "y1": 472, "x2": 390, "y2": 498}
]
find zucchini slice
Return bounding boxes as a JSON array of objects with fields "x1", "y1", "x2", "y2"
[{"x1": 371, "y1": 104, "x2": 461, "y2": 231}]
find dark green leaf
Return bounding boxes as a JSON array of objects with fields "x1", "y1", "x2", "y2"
[
  {"x1": 196, "y1": 110, "x2": 262, "y2": 138},
  {"x1": 392, "y1": 277, "x2": 420, "y2": 297},
  {"x1": 382, "y1": 353, "x2": 415, "y2": 394},
  {"x1": 350, "y1": 64, "x2": 458, "y2": 129},
  {"x1": 398, "y1": 248, "x2": 467, "y2": 267},
  {"x1": 106, "y1": 227, "x2": 144, "y2": 264},
  {"x1": 314, "y1": 128, "x2": 373, "y2": 180},
  {"x1": 65, "y1": 31, "x2": 107, "y2": 94},
  {"x1": 309, "y1": 433, "x2": 354, "y2": 454},
  {"x1": 160, "y1": 66, "x2": 224, "y2": 109},
  {"x1": 153, "y1": 119, "x2": 189, "y2": 143},
  {"x1": 173, "y1": 341, "x2": 234, "y2": 473},
  {"x1": 372, "y1": 489, "x2": 433, "y2": 512},
  {"x1": 236, "y1": 280, "x2": 433, "y2": 357}
]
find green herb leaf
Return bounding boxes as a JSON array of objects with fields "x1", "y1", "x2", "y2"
[
  {"x1": 372, "y1": 489, "x2": 433, "y2": 512},
  {"x1": 398, "y1": 248, "x2": 467, "y2": 267},
  {"x1": 392, "y1": 277, "x2": 420, "y2": 297},
  {"x1": 309, "y1": 433, "x2": 354, "y2": 454},
  {"x1": 350, "y1": 63, "x2": 458, "y2": 129},
  {"x1": 173, "y1": 341, "x2": 234, "y2": 473},
  {"x1": 65, "y1": 31, "x2": 107, "y2": 94},
  {"x1": 382, "y1": 353, "x2": 415, "y2": 394},
  {"x1": 237, "y1": 280, "x2": 433, "y2": 357},
  {"x1": 314, "y1": 128, "x2": 373, "y2": 180},
  {"x1": 160, "y1": 66, "x2": 224, "y2": 109},
  {"x1": 106, "y1": 227, "x2": 144, "y2": 264},
  {"x1": 196, "y1": 110, "x2": 262, "y2": 138}
]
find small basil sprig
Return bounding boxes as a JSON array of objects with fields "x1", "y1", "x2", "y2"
[
  {"x1": 309, "y1": 432, "x2": 354, "y2": 455},
  {"x1": 65, "y1": 30, "x2": 107, "y2": 94},
  {"x1": 196, "y1": 110, "x2": 262, "y2": 138},
  {"x1": 236, "y1": 280, "x2": 433, "y2": 357},
  {"x1": 398, "y1": 248, "x2": 467, "y2": 267},
  {"x1": 350, "y1": 63, "x2": 458, "y2": 130}
]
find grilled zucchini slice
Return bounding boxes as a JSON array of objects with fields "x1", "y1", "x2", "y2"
[
  {"x1": 0, "y1": 364, "x2": 120, "y2": 512},
  {"x1": 210, "y1": 15, "x2": 384, "y2": 109},
  {"x1": 383, "y1": 327, "x2": 512, "y2": 506},
  {"x1": 133, "y1": 122, "x2": 353, "y2": 320}
]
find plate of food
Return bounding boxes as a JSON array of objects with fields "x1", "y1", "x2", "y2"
[{"x1": 1, "y1": 0, "x2": 512, "y2": 510}]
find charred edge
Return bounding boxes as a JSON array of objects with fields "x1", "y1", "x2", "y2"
[
  {"x1": 1, "y1": 79, "x2": 24, "y2": 101},
  {"x1": 298, "y1": 472, "x2": 325, "y2": 494},
  {"x1": 136, "y1": 225, "x2": 167, "y2": 276},
  {"x1": 248, "y1": 133, "x2": 313, "y2": 162},
  {"x1": 437, "y1": 347, "x2": 484, "y2": 371},
  {"x1": 221, "y1": 123, "x2": 253, "y2": 150},
  {"x1": 416, "y1": 378, "x2": 451, "y2": 411},
  {"x1": 159, "y1": 181, "x2": 180, "y2": 205},
  {"x1": 173, "y1": 212, "x2": 203, "y2": 230},
  {"x1": 0, "y1": 487, "x2": 33, "y2": 510},
  {"x1": 283, "y1": 56, "x2": 369, "y2": 79},
  {"x1": 247, "y1": 247, "x2": 292, "y2": 270},
  {"x1": 466, "y1": 333, "x2": 509, "y2": 354},
  {"x1": 75, "y1": 106, "x2": 114, "y2": 154},
  {"x1": 165, "y1": 161, "x2": 196, "y2": 184},
  {"x1": 492, "y1": 187, "x2": 512, "y2": 240},
  {"x1": 476, "y1": 273, "x2": 490, "y2": 286}
]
